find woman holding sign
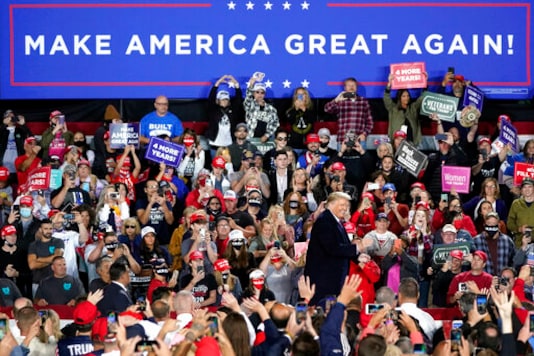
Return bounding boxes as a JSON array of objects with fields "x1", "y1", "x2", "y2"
[{"x1": 383, "y1": 71, "x2": 427, "y2": 146}]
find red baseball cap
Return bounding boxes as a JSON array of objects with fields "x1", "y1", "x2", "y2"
[
  {"x1": 410, "y1": 182, "x2": 426, "y2": 191},
  {"x1": 20, "y1": 195, "x2": 33, "y2": 206},
  {"x1": 214, "y1": 259, "x2": 231, "y2": 272},
  {"x1": 449, "y1": 250, "x2": 464, "y2": 260},
  {"x1": 331, "y1": 162, "x2": 346, "y2": 171},
  {"x1": 305, "y1": 133, "x2": 320, "y2": 144},
  {"x1": 498, "y1": 114, "x2": 511, "y2": 123},
  {"x1": 478, "y1": 137, "x2": 491, "y2": 146},
  {"x1": 361, "y1": 192, "x2": 374, "y2": 201},
  {"x1": 48, "y1": 209, "x2": 61, "y2": 218},
  {"x1": 454, "y1": 74, "x2": 465, "y2": 82},
  {"x1": 189, "y1": 250, "x2": 204, "y2": 261},
  {"x1": 49, "y1": 110, "x2": 62, "y2": 120},
  {"x1": 24, "y1": 137, "x2": 36, "y2": 145},
  {"x1": 73, "y1": 301, "x2": 100, "y2": 325},
  {"x1": 415, "y1": 201, "x2": 430, "y2": 211},
  {"x1": 0, "y1": 167, "x2": 9, "y2": 181},
  {"x1": 212, "y1": 156, "x2": 226, "y2": 169},
  {"x1": 1, "y1": 225, "x2": 16, "y2": 237},
  {"x1": 473, "y1": 250, "x2": 488, "y2": 263},
  {"x1": 393, "y1": 130, "x2": 407, "y2": 139},
  {"x1": 190, "y1": 211, "x2": 207, "y2": 224}
]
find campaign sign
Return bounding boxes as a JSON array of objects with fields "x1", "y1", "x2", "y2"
[
  {"x1": 441, "y1": 166, "x2": 471, "y2": 194},
  {"x1": 50, "y1": 169, "x2": 63, "y2": 190},
  {"x1": 499, "y1": 120, "x2": 519, "y2": 152},
  {"x1": 513, "y1": 162, "x2": 534, "y2": 186},
  {"x1": 145, "y1": 137, "x2": 184, "y2": 168},
  {"x1": 390, "y1": 62, "x2": 427, "y2": 89},
  {"x1": 110, "y1": 123, "x2": 140, "y2": 149},
  {"x1": 1, "y1": 1, "x2": 531, "y2": 99},
  {"x1": 462, "y1": 85, "x2": 484, "y2": 112},
  {"x1": 432, "y1": 242, "x2": 471, "y2": 265},
  {"x1": 394, "y1": 140, "x2": 428, "y2": 178},
  {"x1": 26, "y1": 166, "x2": 51, "y2": 191},
  {"x1": 420, "y1": 92, "x2": 459, "y2": 122}
]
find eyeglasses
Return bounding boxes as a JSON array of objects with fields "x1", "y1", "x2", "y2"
[
  {"x1": 125, "y1": 225, "x2": 136, "y2": 229},
  {"x1": 276, "y1": 137, "x2": 288, "y2": 141}
]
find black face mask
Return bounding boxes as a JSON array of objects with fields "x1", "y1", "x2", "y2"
[
  {"x1": 248, "y1": 198, "x2": 262, "y2": 207},
  {"x1": 73, "y1": 141, "x2": 85, "y2": 147},
  {"x1": 231, "y1": 239, "x2": 245, "y2": 249},
  {"x1": 207, "y1": 208, "x2": 221, "y2": 216},
  {"x1": 319, "y1": 142, "x2": 329, "y2": 149},
  {"x1": 484, "y1": 225, "x2": 499, "y2": 234},
  {"x1": 105, "y1": 242, "x2": 119, "y2": 252},
  {"x1": 155, "y1": 268, "x2": 169, "y2": 278},
  {"x1": 4, "y1": 241, "x2": 14, "y2": 248}
]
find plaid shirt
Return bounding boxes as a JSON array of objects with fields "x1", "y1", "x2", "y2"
[
  {"x1": 473, "y1": 232, "x2": 515, "y2": 275},
  {"x1": 324, "y1": 96, "x2": 373, "y2": 142},
  {"x1": 244, "y1": 89, "x2": 279, "y2": 139}
]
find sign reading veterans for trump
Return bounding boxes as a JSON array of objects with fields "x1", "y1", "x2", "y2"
[
  {"x1": 420, "y1": 92, "x2": 459, "y2": 122},
  {"x1": 442, "y1": 166, "x2": 471, "y2": 194},
  {"x1": 390, "y1": 62, "x2": 427, "y2": 89},
  {"x1": 145, "y1": 137, "x2": 184, "y2": 168},
  {"x1": 514, "y1": 162, "x2": 534, "y2": 186},
  {"x1": 1, "y1": 0, "x2": 531, "y2": 99},
  {"x1": 25, "y1": 166, "x2": 51, "y2": 191},
  {"x1": 394, "y1": 140, "x2": 428, "y2": 178},
  {"x1": 432, "y1": 242, "x2": 471, "y2": 265},
  {"x1": 110, "y1": 123, "x2": 140, "y2": 149},
  {"x1": 499, "y1": 120, "x2": 519, "y2": 152}
]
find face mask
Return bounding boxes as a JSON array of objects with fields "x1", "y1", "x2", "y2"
[
  {"x1": 252, "y1": 278, "x2": 264, "y2": 289},
  {"x1": 155, "y1": 268, "x2": 169, "y2": 277},
  {"x1": 4, "y1": 241, "x2": 15, "y2": 248},
  {"x1": 183, "y1": 137, "x2": 195, "y2": 147},
  {"x1": 73, "y1": 141, "x2": 85, "y2": 147},
  {"x1": 248, "y1": 198, "x2": 262, "y2": 207},
  {"x1": 105, "y1": 242, "x2": 119, "y2": 252},
  {"x1": 20, "y1": 207, "x2": 32, "y2": 218},
  {"x1": 231, "y1": 239, "x2": 245, "y2": 249},
  {"x1": 289, "y1": 201, "x2": 299, "y2": 209},
  {"x1": 207, "y1": 208, "x2": 221, "y2": 216},
  {"x1": 484, "y1": 225, "x2": 499, "y2": 234},
  {"x1": 320, "y1": 142, "x2": 329, "y2": 149}
]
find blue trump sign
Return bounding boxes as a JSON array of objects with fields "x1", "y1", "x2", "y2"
[
  {"x1": 145, "y1": 137, "x2": 185, "y2": 167},
  {"x1": 1, "y1": 0, "x2": 532, "y2": 99}
]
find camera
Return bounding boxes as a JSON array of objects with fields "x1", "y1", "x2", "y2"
[
  {"x1": 525, "y1": 227, "x2": 532, "y2": 238},
  {"x1": 346, "y1": 139, "x2": 355, "y2": 148},
  {"x1": 63, "y1": 213, "x2": 74, "y2": 221},
  {"x1": 249, "y1": 162, "x2": 256, "y2": 169},
  {"x1": 479, "y1": 149, "x2": 488, "y2": 160},
  {"x1": 109, "y1": 192, "x2": 119, "y2": 200},
  {"x1": 343, "y1": 92, "x2": 356, "y2": 99},
  {"x1": 332, "y1": 175, "x2": 341, "y2": 183},
  {"x1": 67, "y1": 171, "x2": 76, "y2": 180},
  {"x1": 458, "y1": 282, "x2": 467, "y2": 292}
]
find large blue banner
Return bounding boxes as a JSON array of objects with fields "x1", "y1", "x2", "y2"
[{"x1": 1, "y1": 0, "x2": 531, "y2": 99}]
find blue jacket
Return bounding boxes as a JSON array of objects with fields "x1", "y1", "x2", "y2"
[{"x1": 320, "y1": 302, "x2": 346, "y2": 356}]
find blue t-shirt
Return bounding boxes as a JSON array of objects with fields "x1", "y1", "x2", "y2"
[{"x1": 139, "y1": 111, "x2": 183, "y2": 139}]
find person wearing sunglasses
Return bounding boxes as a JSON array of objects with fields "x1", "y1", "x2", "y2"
[{"x1": 263, "y1": 128, "x2": 290, "y2": 172}]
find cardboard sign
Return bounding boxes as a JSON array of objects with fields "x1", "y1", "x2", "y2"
[
  {"x1": 109, "y1": 123, "x2": 140, "y2": 149},
  {"x1": 432, "y1": 242, "x2": 471, "y2": 265},
  {"x1": 390, "y1": 62, "x2": 427, "y2": 89},
  {"x1": 499, "y1": 120, "x2": 519, "y2": 152},
  {"x1": 50, "y1": 169, "x2": 63, "y2": 190},
  {"x1": 26, "y1": 166, "x2": 51, "y2": 192},
  {"x1": 145, "y1": 137, "x2": 185, "y2": 168},
  {"x1": 394, "y1": 140, "x2": 428, "y2": 178},
  {"x1": 441, "y1": 166, "x2": 471, "y2": 194},
  {"x1": 513, "y1": 162, "x2": 534, "y2": 186},
  {"x1": 420, "y1": 92, "x2": 459, "y2": 122},
  {"x1": 462, "y1": 85, "x2": 484, "y2": 112}
]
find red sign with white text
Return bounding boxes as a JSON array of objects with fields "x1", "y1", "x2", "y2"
[
  {"x1": 390, "y1": 62, "x2": 427, "y2": 89},
  {"x1": 26, "y1": 166, "x2": 51, "y2": 191},
  {"x1": 514, "y1": 162, "x2": 534, "y2": 186}
]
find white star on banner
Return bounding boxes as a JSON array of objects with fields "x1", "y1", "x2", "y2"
[
  {"x1": 246, "y1": 1, "x2": 255, "y2": 10},
  {"x1": 282, "y1": 1, "x2": 291, "y2": 10},
  {"x1": 227, "y1": 1, "x2": 237, "y2": 10},
  {"x1": 282, "y1": 79, "x2": 292, "y2": 88},
  {"x1": 301, "y1": 79, "x2": 310, "y2": 88},
  {"x1": 301, "y1": 1, "x2": 310, "y2": 10},
  {"x1": 228, "y1": 81, "x2": 236, "y2": 88},
  {"x1": 264, "y1": 1, "x2": 273, "y2": 10},
  {"x1": 265, "y1": 79, "x2": 273, "y2": 88}
]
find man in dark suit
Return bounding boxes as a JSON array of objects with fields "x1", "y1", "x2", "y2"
[
  {"x1": 267, "y1": 150, "x2": 293, "y2": 206},
  {"x1": 97, "y1": 261, "x2": 133, "y2": 315},
  {"x1": 305, "y1": 192, "x2": 373, "y2": 305}
]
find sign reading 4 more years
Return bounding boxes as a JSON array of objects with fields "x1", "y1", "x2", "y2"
[{"x1": 145, "y1": 137, "x2": 185, "y2": 168}]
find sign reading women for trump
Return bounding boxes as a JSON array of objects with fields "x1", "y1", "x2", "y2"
[
  {"x1": 1, "y1": 0, "x2": 531, "y2": 99},
  {"x1": 441, "y1": 166, "x2": 471, "y2": 194}
]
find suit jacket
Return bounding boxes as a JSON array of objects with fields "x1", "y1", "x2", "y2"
[
  {"x1": 97, "y1": 282, "x2": 133, "y2": 315},
  {"x1": 304, "y1": 209, "x2": 358, "y2": 304}
]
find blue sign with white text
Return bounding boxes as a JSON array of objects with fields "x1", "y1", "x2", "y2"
[
  {"x1": 0, "y1": 0, "x2": 531, "y2": 99},
  {"x1": 145, "y1": 137, "x2": 185, "y2": 167}
]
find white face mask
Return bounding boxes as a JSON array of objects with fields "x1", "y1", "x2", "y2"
[{"x1": 20, "y1": 207, "x2": 32, "y2": 218}]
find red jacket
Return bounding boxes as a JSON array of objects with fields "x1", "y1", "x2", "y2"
[
  {"x1": 350, "y1": 209, "x2": 376, "y2": 238},
  {"x1": 349, "y1": 260, "x2": 381, "y2": 307}
]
